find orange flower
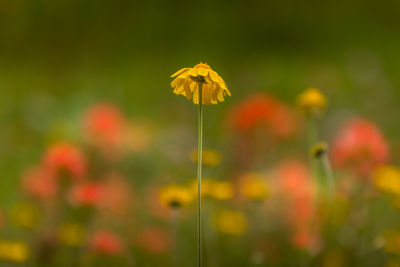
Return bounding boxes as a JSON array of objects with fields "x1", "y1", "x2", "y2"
[
  {"x1": 331, "y1": 118, "x2": 389, "y2": 175},
  {"x1": 228, "y1": 94, "x2": 298, "y2": 138},
  {"x1": 43, "y1": 142, "x2": 86, "y2": 179},
  {"x1": 90, "y1": 231, "x2": 123, "y2": 255}
]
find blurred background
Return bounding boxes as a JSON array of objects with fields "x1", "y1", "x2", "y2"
[
  {"x1": 1, "y1": 1, "x2": 400, "y2": 266},
  {"x1": 2, "y1": 0, "x2": 400, "y2": 202}
]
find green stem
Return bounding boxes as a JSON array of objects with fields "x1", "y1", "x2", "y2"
[
  {"x1": 171, "y1": 210, "x2": 179, "y2": 266},
  {"x1": 321, "y1": 153, "x2": 335, "y2": 199},
  {"x1": 197, "y1": 83, "x2": 204, "y2": 267}
]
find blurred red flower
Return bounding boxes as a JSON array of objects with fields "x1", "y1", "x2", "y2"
[
  {"x1": 135, "y1": 227, "x2": 171, "y2": 254},
  {"x1": 331, "y1": 118, "x2": 389, "y2": 175},
  {"x1": 69, "y1": 182, "x2": 105, "y2": 207},
  {"x1": 228, "y1": 94, "x2": 298, "y2": 138},
  {"x1": 99, "y1": 174, "x2": 135, "y2": 217},
  {"x1": 277, "y1": 160, "x2": 318, "y2": 246},
  {"x1": 84, "y1": 103, "x2": 125, "y2": 149},
  {"x1": 43, "y1": 142, "x2": 86, "y2": 179},
  {"x1": 278, "y1": 161, "x2": 315, "y2": 228},
  {"x1": 90, "y1": 231, "x2": 123, "y2": 255},
  {"x1": 292, "y1": 228, "x2": 319, "y2": 251},
  {"x1": 21, "y1": 166, "x2": 57, "y2": 199}
]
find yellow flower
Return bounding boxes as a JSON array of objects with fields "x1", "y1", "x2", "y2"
[
  {"x1": 296, "y1": 87, "x2": 327, "y2": 116},
  {"x1": 373, "y1": 165, "x2": 400, "y2": 196},
  {"x1": 386, "y1": 259, "x2": 400, "y2": 267},
  {"x1": 383, "y1": 230, "x2": 400, "y2": 254},
  {"x1": 210, "y1": 181, "x2": 234, "y2": 200},
  {"x1": 58, "y1": 222, "x2": 85, "y2": 247},
  {"x1": 213, "y1": 210, "x2": 247, "y2": 235},
  {"x1": 310, "y1": 142, "x2": 329, "y2": 158},
  {"x1": 0, "y1": 241, "x2": 30, "y2": 263},
  {"x1": 190, "y1": 149, "x2": 222, "y2": 167},
  {"x1": 189, "y1": 179, "x2": 234, "y2": 200},
  {"x1": 239, "y1": 173, "x2": 269, "y2": 201},
  {"x1": 171, "y1": 63, "x2": 231, "y2": 104},
  {"x1": 159, "y1": 185, "x2": 193, "y2": 208},
  {"x1": 9, "y1": 202, "x2": 39, "y2": 229}
]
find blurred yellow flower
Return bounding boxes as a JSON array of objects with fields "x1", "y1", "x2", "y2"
[
  {"x1": 239, "y1": 173, "x2": 269, "y2": 201},
  {"x1": 210, "y1": 181, "x2": 234, "y2": 200},
  {"x1": 189, "y1": 179, "x2": 234, "y2": 200},
  {"x1": 373, "y1": 165, "x2": 400, "y2": 196},
  {"x1": 296, "y1": 87, "x2": 327, "y2": 116},
  {"x1": 386, "y1": 259, "x2": 400, "y2": 267},
  {"x1": 213, "y1": 210, "x2": 247, "y2": 235},
  {"x1": 159, "y1": 185, "x2": 193, "y2": 208},
  {"x1": 0, "y1": 241, "x2": 30, "y2": 263},
  {"x1": 323, "y1": 249, "x2": 345, "y2": 267},
  {"x1": 190, "y1": 149, "x2": 222, "y2": 167},
  {"x1": 171, "y1": 63, "x2": 231, "y2": 104},
  {"x1": 58, "y1": 222, "x2": 85, "y2": 247},
  {"x1": 9, "y1": 203, "x2": 39, "y2": 229},
  {"x1": 383, "y1": 230, "x2": 400, "y2": 254},
  {"x1": 310, "y1": 142, "x2": 329, "y2": 159}
]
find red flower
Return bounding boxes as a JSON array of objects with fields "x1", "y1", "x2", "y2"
[
  {"x1": 331, "y1": 118, "x2": 389, "y2": 175},
  {"x1": 21, "y1": 166, "x2": 57, "y2": 199},
  {"x1": 277, "y1": 161, "x2": 319, "y2": 250},
  {"x1": 90, "y1": 231, "x2": 123, "y2": 255},
  {"x1": 99, "y1": 174, "x2": 134, "y2": 217},
  {"x1": 292, "y1": 228, "x2": 319, "y2": 251},
  {"x1": 69, "y1": 182, "x2": 105, "y2": 206},
  {"x1": 228, "y1": 94, "x2": 298, "y2": 138},
  {"x1": 135, "y1": 227, "x2": 171, "y2": 254},
  {"x1": 43, "y1": 142, "x2": 86, "y2": 179},
  {"x1": 277, "y1": 161, "x2": 316, "y2": 228},
  {"x1": 84, "y1": 104, "x2": 125, "y2": 149}
]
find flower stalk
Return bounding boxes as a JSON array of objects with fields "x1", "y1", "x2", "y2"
[
  {"x1": 197, "y1": 83, "x2": 203, "y2": 267},
  {"x1": 170, "y1": 63, "x2": 230, "y2": 267}
]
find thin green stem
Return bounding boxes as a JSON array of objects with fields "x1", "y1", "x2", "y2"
[
  {"x1": 171, "y1": 210, "x2": 179, "y2": 266},
  {"x1": 321, "y1": 153, "x2": 335, "y2": 199},
  {"x1": 197, "y1": 82, "x2": 203, "y2": 267}
]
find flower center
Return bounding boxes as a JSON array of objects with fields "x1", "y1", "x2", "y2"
[{"x1": 191, "y1": 75, "x2": 206, "y2": 83}]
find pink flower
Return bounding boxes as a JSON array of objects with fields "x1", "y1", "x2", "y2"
[{"x1": 331, "y1": 118, "x2": 389, "y2": 175}]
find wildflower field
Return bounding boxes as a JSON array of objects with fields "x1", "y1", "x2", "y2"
[{"x1": 2, "y1": 1, "x2": 400, "y2": 267}]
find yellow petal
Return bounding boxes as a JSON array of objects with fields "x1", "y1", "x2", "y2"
[
  {"x1": 171, "y1": 68, "x2": 190, "y2": 77},
  {"x1": 202, "y1": 84, "x2": 213, "y2": 104},
  {"x1": 183, "y1": 80, "x2": 192, "y2": 100},
  {"x1": 171, "y1": 78, "x2": 183, "y2": 88},
  {"x1": 224, "y1": 87, "x2": 231, "y2": 96},
  {"x1": 192, "y1": 84, "x2": 199, "y2": 104},
  {"x1": 208, "y1": 70, "x2": 220, "y2": 82},
  {"x1": 198, "y1": 67, "x2": 209, "y2": 77},
  {"x1": 189, "y1": 68, "x2": 199, "y2": 77}
]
